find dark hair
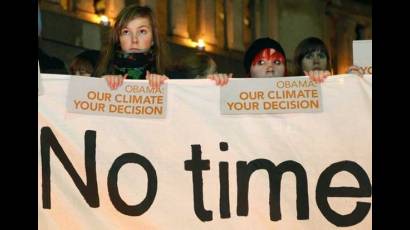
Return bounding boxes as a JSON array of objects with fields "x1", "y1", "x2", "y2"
[
  {"x1": 95, "y1": 4, "x2": 167, "y2": 77},
  {"x1": 38, "y1": 48, "x2": 68, "y2": 74},
  {"x1": 293, "y1": 37, "x2": 330, "y2": 76},
  {"x1": 76, "y1": 50, "x2": 100, "y2": 68},
  {"x1": 166, "y1": 53, "x2": 216, "y2": 79},
  {"x1": 69, "y1": 57, "x2": 93, "y2": 75},
  {"x1": 70, "y1": 50, "x2": 100, "y2": 76},
  {"x1": 243, "y1": 37, "x2": 286, "y2": 75}
]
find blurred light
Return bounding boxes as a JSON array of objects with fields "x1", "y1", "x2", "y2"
[
  {"x1": 244, "y1": 18, "x2": 249, "y2": 26},
  {"x1": 100, "y1": 15, "x2": 110, "y2": 26},
  {"x1": 219, "y1": 13, "x2": 225, "y2": 20},
  {"x1": 197, "y1": 39, "x2": 205, "y2": 51}
]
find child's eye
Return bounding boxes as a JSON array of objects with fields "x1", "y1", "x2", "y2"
[
  {"x1": 274, "y1": 60, "x2": 281, "y2": 65},
  {"x1": 318, "y1": 53, "x2": 326, "y2": 59},
  {"x1": 121, "y1": 29, "x2": 129, "y2": 35},
  {"x1": 139, "y1": 29, "x2": 147, "y2": 34},
  {"x1": 305, "y1": 54, "x2": 312, "y2": 59},
  {"x1": 257, "y1": 60, "x2": 265, "y2": 65}
]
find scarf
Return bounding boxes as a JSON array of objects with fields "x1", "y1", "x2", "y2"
[{"x1": 109, "y1": 49, "x2": 156, "y2": 79}]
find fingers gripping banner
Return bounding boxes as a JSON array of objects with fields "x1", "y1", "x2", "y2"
[{"x1": 38, "y1": 74, "x2": 372, "y2": 229}]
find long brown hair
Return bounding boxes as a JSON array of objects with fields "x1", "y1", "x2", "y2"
[{"x1": 94, "y1": 4, "x2": 166, "y2": 77}]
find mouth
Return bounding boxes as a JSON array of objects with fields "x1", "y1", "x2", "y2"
[
  {"x1": 266, "y1": 71, "x2": 277, "y2": 76},
  {"x1": 128, "y1": 48, "x2": 145, "y2": 53}
]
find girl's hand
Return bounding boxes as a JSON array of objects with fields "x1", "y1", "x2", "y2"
[
  {"x1": 347, "y1": 65, "x2": 364, "y2": 77},
  {"x1": 207, "y1": 73, "x2": 232, "y2": 86},
  {"x1": 146, "y1": 70, "x2": 168, "y2": 90},
  {"x1": 103, "y1": 74, "x2": 127, "y2": 90},
  {"x1": 304, "y1": 70, "x2": 330, "y2": 84}
]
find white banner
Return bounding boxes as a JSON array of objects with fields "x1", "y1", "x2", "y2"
[
  {"x1": 39, "y1": 74, "x2": 372, "y2": 230},
  {"x1": 38, "y1": 61, "x2": 44, "y2": 96}
]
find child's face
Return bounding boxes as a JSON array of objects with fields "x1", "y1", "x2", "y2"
[
  {"x1": 74, "y1": 70, "x2": 91, "y2": 76},
  {"x1": 250, "y1": 48, "x2": 285, "y2": 78},
  {"x1": 302, "y1": 50, "x2": 327, "y2": 72},
  {"x1": 119, "y1": 17, "x2": 153, "y2": 53}
]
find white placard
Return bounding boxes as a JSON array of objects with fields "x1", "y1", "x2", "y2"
[
  {"x1": 220, "y1": 77, "x2": 322, "y2": 114},
  {"x1": 66, "y1": 76, "x2": 167, "y2": 118},
  {"x1": 353, "y1": 40, "x2": 372, "y2": 75}
]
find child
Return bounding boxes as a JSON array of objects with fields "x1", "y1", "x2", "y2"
[
  {"x1": 293, "y1": 37, "x2": 332, "y2": 80},
  {"x1": 94, "y1": 4, "x2": 168, "y2": 90},
  {"x1": 69, "y1": 49, "x2": 100, "y2": 76},
  {"x1": 166, "y1": 52, "x2": 217, "y2": 79},
  {"x1": 243, "y1": 37, "x2": 288, "y2": 78},
  {"x1": 165, "y1": 52, "x2": 231, "y2": 85},
  {"x1": 244, "y1": 37, "x2": 329, "y2": 83},
  {"x1": 294, "y1": 37, "x2": 364, "y2": 78}
]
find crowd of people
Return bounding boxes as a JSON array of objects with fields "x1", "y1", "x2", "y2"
[{"x1": 39, "y1": 4, "x2": 363, "y2": 90}]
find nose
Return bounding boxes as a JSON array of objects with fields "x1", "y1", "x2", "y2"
[
  {"x1": 313, "y1": 55, "x2": 320, "y2": 64},
  {"x1": 131, "y1": 33, "x2": 138, "y2": 43},
  {"x1": 266, "y1": 62, "x2": 274, "y2": 71}
]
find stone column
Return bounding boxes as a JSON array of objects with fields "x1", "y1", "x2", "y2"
[
  {"x1": 144, "y1": 0, "x2": 157, "y2": 13},
  {"x1": 226, "y1": 0, "x2": 244, "y2": 51},
  {"x1": 167, "y1": 0, "x2": 188, "y2": 37},
  {"x1": 335, "y1": 18, "x2": 356, "y2": 74},
  {"x1": 154, "y1": 0, "x2": 168, "y2": 36},
  {"x1": 201, "y1": 0, "x2": 217, "y2": 45},
  {"x1": 253, "y1": 0, "x2": 261, "y2": 38},
  {"x1": 187, "y1": 0, "x2": 199, "y2": 41},
  {"x1": 105, "y1": 0, "x2": 124, "y2": 19},
  {"x1": 267, "y1": 0, "x2": 278, "y2": 39},
  {"x1": 215, "y1": 0, "x2": 226, "y2": 48},
  {"x1": 75, "y1": 0, "x2": 95, "y2": 13}
]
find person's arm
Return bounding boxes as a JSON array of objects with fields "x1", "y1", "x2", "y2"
[
  {"x1": 207, "y1": 73, "x2": 232, "y2": 86},
  {"x1": 304, "y1": 70, "x2": 331, "y2": 84},
  {"x1": 146, "y1": 70, "x2": 168, "y2": 90},
  {"x1": 146, "y1": 72, "x2": 233, "y2": 89},
  {"x1": 103, "y1": 74, "x2": 127, "y2": 90}
]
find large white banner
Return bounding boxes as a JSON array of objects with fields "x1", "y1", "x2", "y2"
[{"x1": 38, "y1": 74, "x2": 372, "y2": 229}]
